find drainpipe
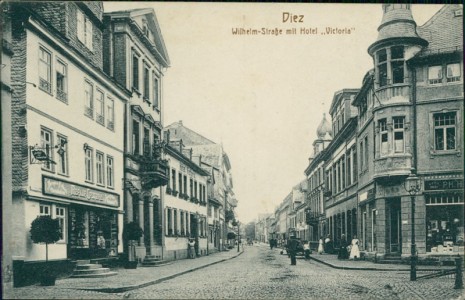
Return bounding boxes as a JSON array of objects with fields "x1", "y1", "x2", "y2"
[{"x1": 411, "y1": 64, "x2": 418, "y2": 174}]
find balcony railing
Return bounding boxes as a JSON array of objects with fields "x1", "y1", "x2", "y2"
[{"x1": 139, "y1": 158, "x2": 169, "y2": 189}]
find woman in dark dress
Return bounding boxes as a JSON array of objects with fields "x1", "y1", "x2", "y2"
[{"x1": 338, "y1": 234, "x2": 349, "y2": 259}]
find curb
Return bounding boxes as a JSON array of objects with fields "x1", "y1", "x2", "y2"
[
  {"x1": 309, "y1": 256, "x2": 410, "y2": 272},
  {"x1": 79, "y1": 251, "x2": 244, "y2": 293}
]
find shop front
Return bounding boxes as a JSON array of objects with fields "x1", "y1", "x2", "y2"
[
  {"x1": 43, "y1": 176, "x2": 121, "y2": 260},
  {"x1": 424, "y1": 178, "x2": 464, "y2": 255}
]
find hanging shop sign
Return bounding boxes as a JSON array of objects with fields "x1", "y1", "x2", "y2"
[{"x1": 42, "y1": 176, "x2": 120, "y2": 207}]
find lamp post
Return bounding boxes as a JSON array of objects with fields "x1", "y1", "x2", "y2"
[
  {"x1": 237, "y1": 221, "x2": 240, "y2": 252},
  {"x1": 404, "y1": 174, "x2": 421, "y2": 281}
]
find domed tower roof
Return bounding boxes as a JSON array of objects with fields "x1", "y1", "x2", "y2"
[
  {"x1": 316, "y1": 113, "x2": 332, "y2": 139},
  {"x1": 368, "y1": 4, "x2": 427, "y2": 55}
]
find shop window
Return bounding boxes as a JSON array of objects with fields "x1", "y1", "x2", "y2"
[
  {"x1": 39, "y1": 47, "x2": 52, "y2": 93},
  {"x1": 106, "y1": 98, "x2": 114, "y2": 131},
  {"x1": 106, "y1": 156, "x2": 114, "y2": 188},
  {"x1": 39, "y1": 204, "x2": 51, "y2": 216},
  {"x1": 40, "y1": 127, "x2": 54, "y2": 172},
  {"x1": 132, "y1": 120, "x2": 140, "y2": 155},
  {"x1": 56, "y1": 207, "x2": 66, "y2": 242},
  {"x1": 84, "y1": 80, "x2": 93, "y2": 118},
  {"x1": 447, "y1": 63, "x2": 461, "y2": 83},
  {"x1": 56, "y1": 59, "x2": 67, "y2": 102},
  {"x1": 96, "y1": 151, "x2": 104, "y2": 186},
  {"x1": 393, "y1": 117, "x2": 405, "y2": 153},
  {"x1": 57, "y1": 135, "x2": 68, "y2": 175},
  {"x1": 428, "y1": 65, "x2": 443, "y2": 84},
  {"x1": 434, "y1": 112, "x2": 456, "y2": 151},
  {"x1": 85, "y1": 147, "x2": 93, "y2": 182},
  {"x1": 96, "y1": 89, "x2": 104, "y2": 125}
]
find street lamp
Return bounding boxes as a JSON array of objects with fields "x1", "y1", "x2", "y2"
[
  {"x1": 237, "y1": 221, "x2": 240, "y2": 252},
  {"x1": 404, "y1": 174, "x2": 421, "y2": 281}
]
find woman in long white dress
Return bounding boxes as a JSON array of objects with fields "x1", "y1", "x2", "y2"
[
  {"x1": 349, "y1": 235, "x2": 360, "y2": 260},
  {"x1": 318, "y1": 237, "x2": 324, "y2": 254}
]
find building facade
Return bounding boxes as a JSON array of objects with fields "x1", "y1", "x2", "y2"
[
  {"x1": 103, "y1": 8, "x2": 170, "y2": 260},
  {"x1": 7, "y1": 1, "x2": 129, "y2": 274},
  {"x1": 163, "y1": 142, "x2": 209, "y2": 259}
]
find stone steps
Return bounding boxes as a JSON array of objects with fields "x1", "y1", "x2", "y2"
[
  {"x1": 141, "y1": 255, "x2": 171, "y2": 267},
  {"x1": 71, "y1": 263, "x2": 118, "y2": 278}
]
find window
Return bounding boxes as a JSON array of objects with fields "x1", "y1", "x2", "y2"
[
  {"x1": 377, "y1": 49, "x2": 388, "y2": 87},
  {"x1": 143, "y1": 127, "x2": 150, "y2": 156},
  {"x1": 41, "y1": 127, "x2": 54, "y2": 171},
  {"x1": 132, "y1": 120, "x2": 140, "y2": 155},
  {"x1": 434, "y1": 112, "x2": 456, "y2": 151},
  {"x1": 379, "y1": 119, "x2": 388, "y2": 155},
  {"x1": 132, "y1": 53, "x2": 139, "y2": 90},
  {"x1": 390, "y1": 47, "x2": 404, "y2": 83},
  {"x1": 364, "y1": 136, "x2": 369, "y2": 168},
  {"x1": 77, "y1": 9, "x2": 93, "y2": 50},
  {"x1": 56, "y1": 59, "x2": 67, "y2": 102},
  {"x1": 96, "y1": 152, "x2": 104, "y2": 185},
  {"x1": 166, "y1": 208, "x2": 172, "y2": 235},
  {"x1": 190, "y1": 178, "x2": 193, "y2": 197},
  {"x1": 184, "y1": 175, "x2": 187, "y2": 197},
  {"x1": 57, "y1": 135, "x2": 68, "y2": 175},
  {"x1": 39, "y1": 204, "x2": 50, "y2": 216},
  {"x1": 447, "y1": 63, "x2": 461, "y2": 83},
  {"x1": 143, "y1": 65, "x2": 150, "y2": 101},
  {"x1": 352, "y1": 148, "x2": 357, "y2": 182},
  {"x1": 106, "y1": 156, "x2": 114, "y2": 188},
  {"x1": 153, "y1": 76, "x2": 159, "y2": 110},
  {"x1": 359, "y1": 140, "x2": 364, "y2": 171},
  {"x1": 171, "y1": 169, "x2": 176, "y2": 191},
  {"x1": 173, "y1": 208, "x2": 178, "y2": 235},
  {"x1": 95, "y1": 89, "x2": 104, "y2": 125},
  {"x1": 56, "y1": 207, "x2": 66, "y2": 242},
  {"x1": 393, "y1": 117, "x2": 405, "y2": 153},
  {"x1": 84, "y1": 81, "x2": 93, "y2": 118},
  {"x1": 180, "y1": 211, "x2": 185, "y2": 235},
  {"x1": 194, "y1": 181, "x2": 198, "y2": 199},
  {"x1": 346, "y1": 152, "x2": 351, "y2": 186},
  {"x1": 39, "y1": 47, "x2": 52, "y2": 93},
  {"x1": 106, "y1": 98, "x2": 114, "y2": 130},
  {"x1": 428, "y1": 65, "x2": 442, "y2": 84},
  {"x1": 178, "y1": 172, "x2": 183, "y2": 195},
  {"x1": 85, "y1": 147, "x2": 93, "y2": 182}
]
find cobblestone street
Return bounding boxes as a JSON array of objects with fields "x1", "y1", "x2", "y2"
[{"x1": 6, "y1": 244, "x2": 463, "y2": 300}]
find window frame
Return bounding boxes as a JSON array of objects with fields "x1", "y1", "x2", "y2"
[
  {"x1": 106, "y1": 155, "x2": 114, "y2": 188},
  {"x1": 40, "y1": 127, "x2": 54, "y2": 172},
  {"x1": 96, "y1": 151, "x2": 105, "y2": 186},
  {"x1": 56, "y1": 134, "x2": 68, "y2": 176},
  {"x1": 106, "y1": 97, "x2": 115, "y2": 131},
  {"x1": 393, "y1": 116, "x2": 405, "y2": 153},
  {"x1": 39, "y1": 46, "x2": 52, "y2": 94},
  {"x1": 84, "y1": 80, "x2": 94, "y2": 119},
  {"x1": 84, "y1": 146, "x2": 94, "y2": 183},
  {"x1": 56, "y1": 58, "x2": 67, "y2": 102},
  {"x1": 432, "y1": 111, "x2": 457, "y2": 152},
  {"x1": 95, "y1": 88, "x2": 105, "y2": 125},
  {"x1": 132, "y1": 51, "x2": 140, "y2": 91},
  {"x1": 379, "y1": 118, "x2": 388, "y2": 156}
]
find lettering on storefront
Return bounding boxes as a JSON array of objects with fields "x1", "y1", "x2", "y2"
[
  {"x1": 424, "y1": 179, "x2": 463, "y2": 191},
  {"x1": 42, "y1": 176, "x2": 119, "y2": 207}
]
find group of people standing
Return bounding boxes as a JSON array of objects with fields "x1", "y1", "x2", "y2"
[{"x1": 318, "y1": 234, "x2": 360, "y2": 260}]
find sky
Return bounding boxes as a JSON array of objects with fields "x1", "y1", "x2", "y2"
[{"x1": 104, "y1": 2, "x2": 442, "y2": 223}]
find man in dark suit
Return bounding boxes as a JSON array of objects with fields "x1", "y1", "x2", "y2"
[{"x1": 287, "y1": 235, "x2": 298, "y2": 265}]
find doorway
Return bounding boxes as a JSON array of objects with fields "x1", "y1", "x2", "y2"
[{"x1": 388, "y1": 198, "x2": 402, "y2": 254}]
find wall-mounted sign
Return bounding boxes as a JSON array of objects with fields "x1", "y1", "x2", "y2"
[
  {"x1": 359, "y1": 188, "x2": 375, "y2": 203},
  {"x1": 43, "y1": 176, "x2": 120, "y2": 207},
  {"x1": 424, "y1": 179, "x2": 463, "y2": 191}
]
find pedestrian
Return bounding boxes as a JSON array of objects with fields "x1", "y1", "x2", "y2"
[
  {"x1": 325, "y1": 234, "x2": 333, "y2": 254},
  {"x1": 303, "y1": 240, "x2": 311, "y2": 259},
  {"x1": 349, "y1": 235, "x2": 361, "y2": 260},
  {"x1": 338, "y1": 234, "x2": 349, "y2": 260},
  {"x1": 287, "y1": 235, "x2": 299, "y2": 265},
  {"x1": 188, "y1": 238, "x2": 195, "y2": 259},
  {"x1": 318, "y1": 236, "x2": 324, "y2": 254}
]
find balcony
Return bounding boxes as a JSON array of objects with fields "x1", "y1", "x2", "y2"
[
  {"x1": 375, "y1": 84, "x2": 410, "y2": 105},
  {"x1": 139, "y1": 158, "x2": 169, "y2": 189}
]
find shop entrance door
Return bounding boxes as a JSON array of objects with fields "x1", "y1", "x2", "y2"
[{"x1": 389, "y1": 198, "x2": 402, "y2": 254}]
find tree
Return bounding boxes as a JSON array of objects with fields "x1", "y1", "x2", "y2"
[{"x1": 30, "y1": 215, "x2": 61, "y2": 263}]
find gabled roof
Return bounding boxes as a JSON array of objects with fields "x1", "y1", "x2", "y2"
[
  {"x1": 416, "y1": 5, "x2": 463, "y2": 57},
  {"x1": 329, "y1": 89, "x2": 359, "y2": 115},
  {"x1": 164, "y1": 121, "x2": 216, "y2": 145},
  {"x1": 104, "y1": 8, "x2": 170, "y2": 67}
]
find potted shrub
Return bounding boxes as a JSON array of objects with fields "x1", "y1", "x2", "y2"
[
  {"x1": 30, "y1": 215, "x2": 61, "y2": 286},
  {"x1": 122, "y1": 221, "x2": 143, "y2": 269}
]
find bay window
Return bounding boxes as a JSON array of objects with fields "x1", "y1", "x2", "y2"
[
  {"x1": 393, "y1": 117, "x2": 405, "y2": 153},
  {"x1": 379, "y1": 119, "x2": 388, "y2": 155}
]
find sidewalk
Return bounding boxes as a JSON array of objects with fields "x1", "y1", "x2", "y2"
[
  {"x1": 8, "y1": 249, "x2": 243, "y2": 297},
  {"x1": 308, "y1": 253, "x2": 455, "y2": 272}
]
